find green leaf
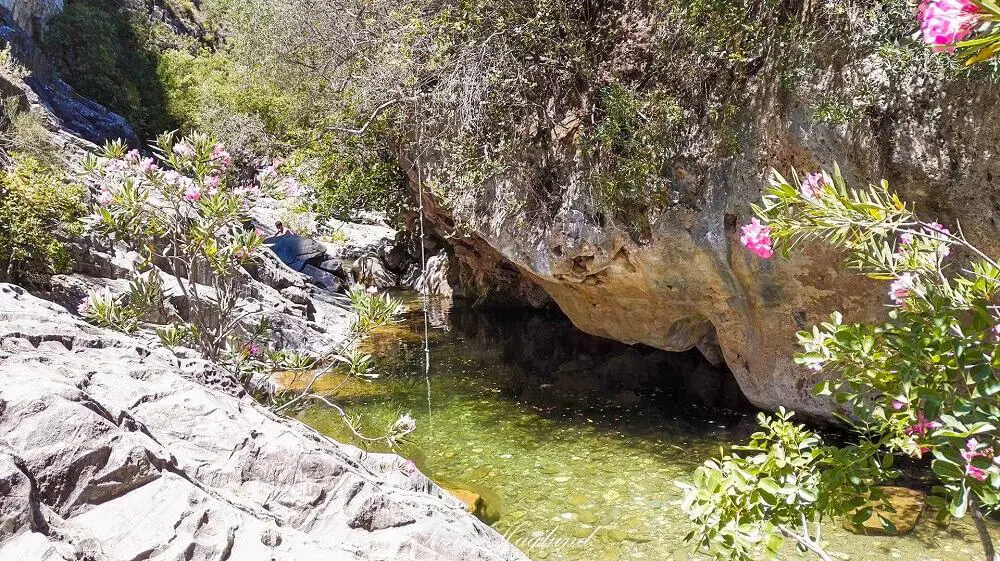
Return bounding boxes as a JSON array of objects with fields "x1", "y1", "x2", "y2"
[
  {"x1": 925, "y1": 495, "x2": 947, "y2": 509},
  {"x1": 932, "y1": 459, "x2": 964, "y2": 480},
  {"x1": 852, "y1": 506, "x2": 873, "y2": 524},
  {"x1": 949, "y1": 487, "x2": 969, "y2": 518}
]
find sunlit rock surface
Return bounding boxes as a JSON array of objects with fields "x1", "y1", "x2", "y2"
[
  {"x1": 406, "y1": 49, "x2": 1000, "y2": 418},
  {"x1": 0, "y1": 284, "x2": 528, "y2": 561}
]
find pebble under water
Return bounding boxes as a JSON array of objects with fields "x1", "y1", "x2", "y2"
[{"x1": 297, "y1": 294, "x2": 997, "y2": 561}]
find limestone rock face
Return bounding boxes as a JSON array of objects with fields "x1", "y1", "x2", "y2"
[
  {"x1": 321, "y1": 218, "x2": 396, "y2": 261},
  {"x1": 0, "y1": 284, "x2": 527, "y2": 561},
  {"x1": 407, "y1": 51, "x2": 1000, "y2": 418}
]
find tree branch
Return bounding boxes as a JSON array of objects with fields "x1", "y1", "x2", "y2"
[{"x1": 328, "y1": 96, "x2": 416, "y2": 135}]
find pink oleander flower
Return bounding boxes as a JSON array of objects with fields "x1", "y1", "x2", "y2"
[
  {"x1": 740, "y1": 218, "x2": 773, "y2": 259},
  {"x1": 212, "y1": 143, "x2": 233, "y2": 168},
  {"x1": 962, "y1": 438, "x2": 985, "y2": 462},
  {"x1": 163, "y1": 170, "x2": 183, "y2": 186},
  {"x1": 899, "y1": 232, "x2": 914, "y2": 245},
  {"x1": 76, "y1": 297, "x2": 91, "y2": 316},
  {"x1": 967, "y1": 463, "x2": 990, "y2": 482},
  {"x1": 183, "y1": 183, "x2": 202, "y2": 202},
  {"x1": 104, "y1": 158, "x2": 127, "y2": 173},
  {"x1": 248, "y1": 343, "x2": 261, "y2": 357},
  {"x1": 173, "y1": 142, "x2": 196, "y2": 157},
  {"x1": 889, "y1": 272, "x2": 917, "y2": 305},
  {"x1": 205, "y1": 174, "x2": 221, "y2": 195},
  {"x1": 366, "y1": 285, "x2": 379, "y2": 295},
  {"x1": 125, "y1": 149, "x2": 141, "y2": 163},
  {"x1": 905, "y1": 410, "x2": 942, "y2": 436},
  {"x1": 139, "y1": 157, "x2": 157, "y2": 174},
  {"x1": 96, "y1": 186, "x2": 114, "y2": 206},
  {"x1": 891, "y1": 399, "x2": 907, "y2": 411},
  {"x1": 919, "y1": 0, "x2": 980, "y2": 51},
  {"x1": 800, "y1": 172, "x2": 826, "y2": 200},
  {"x1": 402, "y1": 460, "x2": 417, "y2": 475},
  {"x1": 924, "y1": 221, "x2": 952, "y2": 257}
]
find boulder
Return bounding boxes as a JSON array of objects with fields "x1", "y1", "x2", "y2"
[
  {"x1": 314, "y1": 258, "x2": 347, "y2": 278},
  {"x1": 23, "y1": 76, "x2": 137, "y2": 146},
  {"x1": 413, "y1": 250, "x2": 453, "y2": 296},
  {"x1": 321, "y1": 219, "x2": 396, "y2": 261},
  {"x1": 353, "y1": 256, "x2": 397, "y2": 289},
  {"x1": 400, "y1": 264, "x2": 422, "y2": 288},
  {"x1": 380, "y1": 239, "x2": 411, "y2": 273},
  {"x1": 280, "y1": 285, "x2": 312, "y2": 306},
  {"x1": 0, "y1": 284, "x2": 528, "y2": 561},
  {"x1": 446, "y1": 488, "x2": 483, "y2": 515},
  {"x1": 266, "y1": 234, "x2": 328, "y2": 272},
  {"x1": 245, "y1": 247, "x2": 311, "y2": 291},
  {"x1": 302, "y1": 264, "x2": 344, "y2": 293}
]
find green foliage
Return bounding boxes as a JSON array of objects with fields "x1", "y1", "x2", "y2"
[
  {"x1": 586, "y1": 83, "x2": 683, "y2": 235},
  {"x1": 712, "y1": 166, "x2": 1000, "y2": 558},
  {"x1": 41, "y1": 1, "x2": 177, "y2": 138},
  {"x1": 0, "y1": 45, "x2": 27, "y2": 80},
  {"x1": 0, "y1": 47, "x2": 57, "y2": 163},
  {"x1": 0, "y1": 101, "x2": 57, "y2": 166},
  {"x1": 80, "y1": 272, "x2": 163, "y2": 333},
  {"x1": 348, "y1": 288, "x2": 404, "y2": 334},
  {"x1": 291, "y1": 128, "x2": 405, "y2": 220},
  {"x1": 0, "y1": 156, "x2": 84, "y2": 282},
  {"x1": 811, "y1": 97, "x2": 856, "y2": 125},
  {"x1": 679, "y1": 409, "x2": 890, "y2": 561},
  {"x1": 156, "y1": 49, "x2": 304, "y2": 153}
]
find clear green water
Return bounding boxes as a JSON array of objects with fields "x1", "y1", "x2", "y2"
[{"x1": 297, "y1": 296, "x2": 994, "y2": 561}]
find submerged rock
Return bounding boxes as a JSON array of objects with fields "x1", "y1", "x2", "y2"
[
  {"x1": 0, "y1": 284, "x2": 528, "y2": 561},
  {"x1": 843, "y1": 486, "x2": 925, "y2": 537}
]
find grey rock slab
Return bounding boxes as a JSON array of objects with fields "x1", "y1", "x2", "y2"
[
  {"x1": 322, "y1": 219, "x2": 396, "y2": 260},
  {"x1": 0, "y1": 284, "x2": 528, "y2": 560}
]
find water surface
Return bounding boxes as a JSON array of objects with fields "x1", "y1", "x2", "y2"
[{"x1": 298, "y1": 295, "x2": 994, "y2": 561}]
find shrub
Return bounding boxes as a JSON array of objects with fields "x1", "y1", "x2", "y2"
[
  {"x1": 81, "y1": 133, "x2": 264, "y2": 362},
  {"x1": 586, "y1": 83, "x2": 683, "y2": 235},
  {"x1": 0, "y1": 156, "x2": 84, "y2": 282},
  {"x1": 684, "y1": 165, "x2": 1000, "y2": 561},
  {"x1": 156, "y1": 49, "x2": 304, "y2": 154},
  {"x1": 679, "y1": 408, "x2": 891, "y2": 561}
]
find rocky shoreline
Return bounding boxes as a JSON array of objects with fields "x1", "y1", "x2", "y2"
[{"x1": 0, "y1": 283, "x2": 528, "y2": 560}]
